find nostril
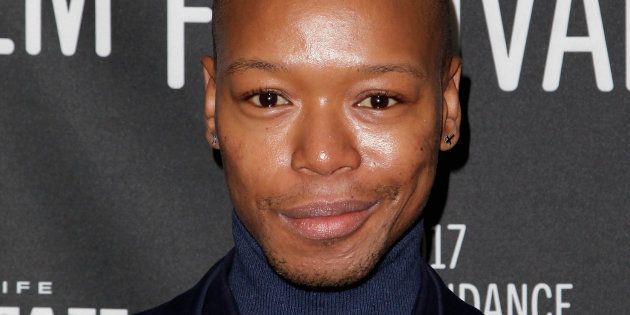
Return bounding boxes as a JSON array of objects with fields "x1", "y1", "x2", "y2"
[{"x1": 290, "y1": 122, "x2": 362, "y2": 176}]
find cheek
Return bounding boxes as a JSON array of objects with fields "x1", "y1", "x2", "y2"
[
  {"x1": 218, "y1": 125, "x2": 290, "y2": 240},
  {"x1": 219, "y1": 113, "x2": 293, "y2": 204},
  {"x1": 359, "y1": 114, "x2": 439, "y2": 186}
]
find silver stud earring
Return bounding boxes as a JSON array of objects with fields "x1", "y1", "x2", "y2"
[{"x1": 208, "y1": 132, "x2": 218, "y2": 146}]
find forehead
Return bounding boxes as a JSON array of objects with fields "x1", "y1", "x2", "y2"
[{"x1": 215, "y1": 0, "x2": 443, "y2": 74}]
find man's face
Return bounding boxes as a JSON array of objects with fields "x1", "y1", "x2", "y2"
[{"x1": 203, "y1": 0, "x2": 461, "y2": 287}]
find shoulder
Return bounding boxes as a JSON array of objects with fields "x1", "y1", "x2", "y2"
[
  {"x1": 134, "y1": 250, "x2": 236, "y2": 315},
  {"x1": 135, "y1": 288, "x2": 199, "y2": 315},
  {"x1": 424, "y1": 264, "x2": 483, "y2": 315}
]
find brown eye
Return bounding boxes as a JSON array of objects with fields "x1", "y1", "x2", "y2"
[
  {"x1": 251, "y1": 92, "x2": 290, "y2": 107},
  {"x1": 357, "y1": 94, "x2": 398, "y2": 109}
]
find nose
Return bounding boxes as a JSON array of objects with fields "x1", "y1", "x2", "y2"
[{"x1": 290, "y1": 104, "x2": 361, "y2": 176}]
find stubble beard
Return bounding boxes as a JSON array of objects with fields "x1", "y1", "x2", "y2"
[{"x1": 262, "y1": 240, "x2": 388, "y2": 289}]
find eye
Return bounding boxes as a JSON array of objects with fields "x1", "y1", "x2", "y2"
[
  {"x1": 357, "y1": 94, "x2": 399, "y2": 109},
  {"x1": 250, "y1": 92, "x2": 290, "y2": 107}
]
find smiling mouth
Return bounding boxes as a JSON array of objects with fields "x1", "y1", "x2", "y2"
[{"x1": 278, "y1": 200, "x2": 379, "y2": 240}]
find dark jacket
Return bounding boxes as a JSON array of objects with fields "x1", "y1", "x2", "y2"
[{"x1": 136, "y1": 249, "x2": 481, "y2": 315}]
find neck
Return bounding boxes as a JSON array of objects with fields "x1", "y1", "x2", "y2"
[{"x1": 228, "y1": 212, "x2": 424, "y2": 314}]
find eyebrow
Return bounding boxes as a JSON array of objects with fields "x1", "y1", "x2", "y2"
[
  {"x1": 359, "y1": 64, "x2": 427, "y2": 79},
  {"x1": 224, "y1": 58, "x2": 426, "y2": 79},
  {"x1": 225, "y1": 58, "x2": 286, "y2": 75}
]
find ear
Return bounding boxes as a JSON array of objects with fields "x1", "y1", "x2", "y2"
[
  {"x1": 440, "y1": 56, "x2": 462, "y2": 151},
  {"x1": 201, "y1": 55, "x2": 219, "y2": 150}
]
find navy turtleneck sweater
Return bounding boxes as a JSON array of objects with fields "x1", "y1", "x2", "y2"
[{"x1": 228, "y1": 213, "x2": 424, "y2": 314}]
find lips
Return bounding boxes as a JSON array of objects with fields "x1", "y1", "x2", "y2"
[{"x1": 278, "y1": 200, "x2": 378, "y2": 240}]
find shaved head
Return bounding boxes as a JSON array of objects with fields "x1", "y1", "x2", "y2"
[{"x1": 211, "y1": 0, "x2": 455, "y2": 71}]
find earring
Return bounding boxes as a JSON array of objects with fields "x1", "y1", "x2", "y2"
[
  {"x1": 208, "y1": 132, "x2": 219, "y2": 146},
  {"x1": 211, "y1": 133, "x2": 219, "y2": 146},
  {"x1": 445, "y1": 134, "x2": 455, "y2": 145}
]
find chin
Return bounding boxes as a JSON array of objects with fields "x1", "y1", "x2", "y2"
[
  {"x1": 261, "y1": 233, "x2": 389, "y2": 289},
  {"x1": 268, "y1": 253, "x2": 382, "y2": 289}
]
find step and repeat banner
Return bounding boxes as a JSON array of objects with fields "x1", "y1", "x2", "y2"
[{"x1": 1, "y1": 0, "x2": 628, "y2": 314}]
